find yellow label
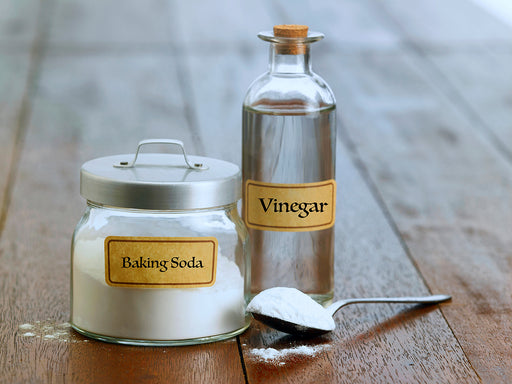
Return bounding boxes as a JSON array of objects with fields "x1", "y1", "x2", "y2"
[
  {"x1": 104, "y1": 236, "x2": 217, "y2": 288},
  {"x1": 244, "y1": 179, "x2": 336, "y2": 232}
]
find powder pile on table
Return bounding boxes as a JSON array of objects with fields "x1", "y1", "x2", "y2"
[
  {"x1": 250, "y1": 344, "x2": 330, "y2": 364},
  {"x1": 18, "y1": 321, "x2": 83, "y2": 342}
]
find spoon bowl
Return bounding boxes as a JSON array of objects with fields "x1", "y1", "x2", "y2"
[
  {"x1": 248, "y1": 289, "x2": 452, "y2": 336},
  {"x1": 251, "y1": 313, "x2": 331, "y2": 337}
]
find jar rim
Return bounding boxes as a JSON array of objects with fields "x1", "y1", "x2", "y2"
[{"x1": 85, "y1": 200, "x2": 238, "y2": 213}]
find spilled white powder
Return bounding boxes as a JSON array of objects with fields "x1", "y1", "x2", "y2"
[
  {"x1": 247, "y1": 287, "x2": 335, "y2": 331},
  {"x1": 18, "y1": 321, "x2": 86, "y2": 342},
  {"x1": 250, "y1": 344, "x2": 330, "y2": 363}
]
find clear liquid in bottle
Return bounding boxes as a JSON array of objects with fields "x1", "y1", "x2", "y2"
[
  {"x1": 243, "y1": 104, "x2": 335, "y2": 305},
  {"x1": 242, "y1": 25, "x2": 336, "y2": 305}
]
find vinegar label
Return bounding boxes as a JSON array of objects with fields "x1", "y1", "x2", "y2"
[
  {"x1": 104, "y1": 236, "x2": 217, "y2": 288},
  {"x1": 244, "y1": 179, "x2": 336, "y2": 232}
]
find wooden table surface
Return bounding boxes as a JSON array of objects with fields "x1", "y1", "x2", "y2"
[{"x1": 1, "y1": 0, "x2": 511, "y2": 382}]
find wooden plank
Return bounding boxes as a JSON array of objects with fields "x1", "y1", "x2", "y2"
[
  {"x1": 0, "y1": 0, "x2": 42, "y2": 227},
  {"x1": 184, "y1": 50, "x2": 265, "y2": 164},
  {"x1": 379, "y1": 0, "x2": 512, "y2": 47},
  {"x1": 0, "y1": 0, "x2": 41, "y2": 47},
  {"x1": 65, "y1": 342, "x2": 244, "y2": 384},
  {"x1": 170, "y1": 0, "x2": 274, "y2": 48},
  {"x1": 0, "y1": 52, "x2": 245, "y2": 383},
  {"x1": 32, "y1": 52, "x2": 198, "y2": 155},
  {"x1": 425, "y1": 50, "x2": 512, "y2": 159},
  {"x1": 7, "y1": 333, "x2": 244, "y2": 383},
  {"x1": 0, "y1": 53, "x2": 31, "y2": 225},
  {"x1": 324, "y1": 49, "x2": 512, "y2": 382},
  {"x1": 49, "y1": 0, "x2": 172, "y2": 46},
  {"x1": 272, "y1": 0, "x2": 401, "y2": 49}
]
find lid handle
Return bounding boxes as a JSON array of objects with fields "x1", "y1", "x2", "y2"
[{"x1": 113, "y1": 139, "x2": 207, "y2": 170}]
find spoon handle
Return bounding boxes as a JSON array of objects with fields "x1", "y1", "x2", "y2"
[{"x1": 327, "y1": 294, "x2": 451, "y2": 317}]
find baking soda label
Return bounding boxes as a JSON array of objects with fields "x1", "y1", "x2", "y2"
[
  {"x1": 104, "y1": 236, "x2": 217, "y2": 288},
  {"x1": 244, "y1": 179, "x2": 336, "y2": 232}
]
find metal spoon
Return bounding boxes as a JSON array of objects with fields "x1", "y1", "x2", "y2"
[{"x1": 250, "y1": 294, "x2": 452, "y2": 336}]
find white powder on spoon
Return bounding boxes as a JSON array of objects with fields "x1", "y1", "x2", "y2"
[{"x1": 247, "y1": 287, "x2": 335, "y2": 332}]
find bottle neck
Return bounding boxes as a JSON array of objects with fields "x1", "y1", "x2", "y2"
[{"x1": 269, "y1": 43, "x2": 311, "y2": 74}]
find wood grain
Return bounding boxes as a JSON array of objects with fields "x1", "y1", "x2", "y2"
[
  {"x1": 170, "y1": 0, "x2": 274, "y2": 48},
  {"x1": 349, "y1": 2, "x2": 512, "y2": 381},
  {"x1": 0, "y1": 0, "x2": 41, "y2": 47},
  {"x1": 273, "y1": 0, "x2": 401, "y2": 49},
  {"x1": 1, "y1": 0, "x2": 511, "y2": 382},
  {"x1": 9, "y1": 327, "x2": 245, "y2": 383},
  {"x1": 49, "y1": 0, "x2": 173, "y2": 47},
  {"x1": 425, "y1": 50, "x2": 512, "y2": 159},
  {"x1": 378, "y1": 0, "x2": 512, "y2": 47},
  {"x1": 327, "y1": 48, "x2": 512, "y2": 382},
  {"x1": 0, "y1": 53, "x2": 31, "y2": 227}
]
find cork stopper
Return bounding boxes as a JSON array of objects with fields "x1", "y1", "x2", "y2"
[
  {"x1": 273, "y1": 25, "x2": 309, "y2": 38},
  {"x1": 273, "y1": 24, "x2": 309, "y2": 55}
]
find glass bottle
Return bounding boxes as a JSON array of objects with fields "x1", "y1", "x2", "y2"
[{"x1": 242, "y1": 25, "x2": 336, "y2": 305}]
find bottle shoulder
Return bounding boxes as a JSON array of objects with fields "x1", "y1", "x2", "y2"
[{"x1": 243, "y1": 71, "x2": 336, "y2": 110}]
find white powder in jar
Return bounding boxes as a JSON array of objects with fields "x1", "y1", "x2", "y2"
[
  {"x1": 72, "y1": 238, "x2": 246, "y2": 341},
  {"x1": 247, "y1": 287, "x2": 335, "y2": 331}
]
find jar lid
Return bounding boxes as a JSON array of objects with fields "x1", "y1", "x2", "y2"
[{"x1": 80, "y1": 139, "x2": 240, "y2": 210}]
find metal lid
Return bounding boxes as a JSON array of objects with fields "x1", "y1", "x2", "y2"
[{"x1": 80, "y1": 139, "x2": 241, "y2": 210}]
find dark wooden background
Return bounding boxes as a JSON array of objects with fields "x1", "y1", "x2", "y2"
[{"x1": 1, "y1": 0, "x2": 511, "y2": 382}]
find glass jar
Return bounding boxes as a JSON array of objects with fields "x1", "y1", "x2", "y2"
[
  {"x1": 242, "y1": 25, "x2": 336, "y2": 305},
  {"x1": 71, "y1": 139, "x2": 250, "y2": 346}
]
